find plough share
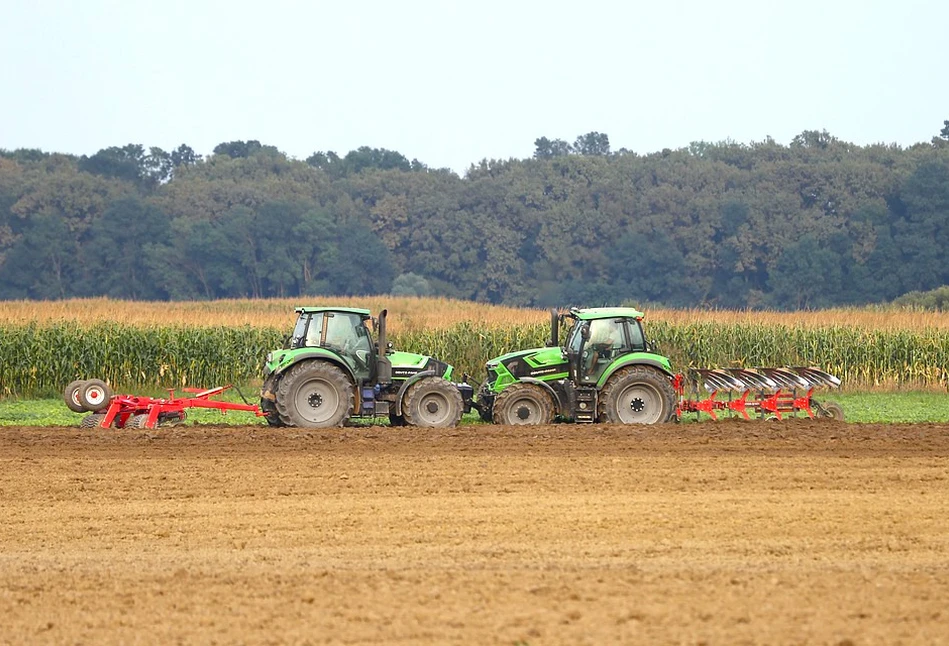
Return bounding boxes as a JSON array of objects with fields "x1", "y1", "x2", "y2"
[{"x1": 675, "y1": 366, "x2": 843, "y2": 421}]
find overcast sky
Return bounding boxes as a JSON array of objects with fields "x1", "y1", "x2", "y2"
[{"x1": 2, "y1": 0, "x2": 947, "y2": 173}]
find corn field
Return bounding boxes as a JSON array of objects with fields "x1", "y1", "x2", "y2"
[{"x1": 1, "y1": 319, "x2": 948, "y2": 397}]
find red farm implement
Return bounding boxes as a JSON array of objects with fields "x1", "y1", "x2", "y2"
[
  {"x1": 64, "y1": 379, "x2": 264, "y2": 429},
  {"x1": 675, "y1": 366, "x2": 843, "y2": 421}
]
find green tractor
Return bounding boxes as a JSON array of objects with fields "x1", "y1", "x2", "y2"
[
  {"x1": 260, "y1": 307, "x2": 473, "y2": 428},
  {"x1": 476, "y1": 307, "x2": 677, "y2": 425}
]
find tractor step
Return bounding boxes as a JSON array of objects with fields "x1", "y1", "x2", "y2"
[{"x1": 574, "y1": 387, "x2": 598, "y2": 423}]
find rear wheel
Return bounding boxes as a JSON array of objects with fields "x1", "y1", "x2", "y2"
[
  {"x1": 275, "y1": 361, "x2": 353, "y2": 428},
  {"x1": 78, "y1": 379, "x2": 113, "y2": 412},
  {"x1": 492, "y1": 383, "x2": 554, "y2": 425},
  {"x1": 64, "y1": 380, "x2": 87, "y2": 413},
  {"x1": 402, "y1": 377, "x2": 463, "y2": 428},
  {"x1": 598, "y1": 366, "x2": 676, "y2": 425}
]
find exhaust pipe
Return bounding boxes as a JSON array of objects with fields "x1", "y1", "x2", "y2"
[
  {"x1": 376, "y1": 309, "x2": 392, "y2": 384},
  {"x1": 547, "y1": 308, "x2": 559, "y2": 347}
]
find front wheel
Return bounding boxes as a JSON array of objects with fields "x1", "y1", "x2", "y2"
[
  {"x1": 275, "y1": 361, "x2": 353, "y2": 428},
  {"x1": 598, "y1": 366, "x2": 676, "y2": 425},
  {"x1": 492, "y1": 383, "x2": 554, "y2": 425},
  {"x1": 402, "y1": 377, "x2": 463, "y2": 428}
]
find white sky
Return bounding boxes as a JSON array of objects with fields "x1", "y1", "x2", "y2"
[{"x1": 2, "y1": 0, "x2": 947, "y2": 174}]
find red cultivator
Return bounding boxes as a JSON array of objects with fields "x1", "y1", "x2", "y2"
[
  {"x1": 675, "y1": 366, "x2": 843, "y2": 421},
  {"x1": 64, "y1": 379, "x2": 264, "y2": 429}
]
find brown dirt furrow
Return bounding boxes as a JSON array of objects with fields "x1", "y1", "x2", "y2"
[{"x1": 1, "y1": 421, "x2": 948, "y2": 644}]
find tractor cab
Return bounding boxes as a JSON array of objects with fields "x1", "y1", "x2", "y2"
[
  {"x1": 288, "y1": 307, "x2": 378, "y2": 381},
  {"x1": 563, "y1": 308, "x2": 649, "y2": 385}
]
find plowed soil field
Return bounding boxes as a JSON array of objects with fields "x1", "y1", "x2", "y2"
[{"x1": 2, "y1": 420, "x2": 948, "y2": 645}]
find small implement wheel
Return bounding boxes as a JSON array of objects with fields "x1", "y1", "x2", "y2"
[
  {"x1": 402, "y1": 377, "x2": 463, "y2": 428},
  {"x1": 64, "y1": 380, "x2": 87, "y2": 413},
  {"x1": 492, "y1": 383, "x2": 554, "y2": 425},
  {"x1": 598, "y1": 366, "x2": 676, "y2": 425},
  {"x1": 124, "y1": 414, "x2": 150, "y2": 429},
  {"x1": 275, "y1": 361, "x2": 353, "y2": 428},
  {"x1": 816, "y1": 400, "x2": 845, "y2": 421},
  {"x1": 80, "y1": 413, "x2": 108, "y2": 429},
  {"x1": 78, "y1": 379, "x2": 113, "y2": 412},
  {"x1": 388, "y1": 413, "x2": 407, "y2": 427}
]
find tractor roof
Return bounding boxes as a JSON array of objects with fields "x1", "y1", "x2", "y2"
[
  {"x1": 569, "y1": 306, "x2": 645, "y2": 321},
  {"x1": 295, "y1": 306, "x2": 372, "y2": 318}
]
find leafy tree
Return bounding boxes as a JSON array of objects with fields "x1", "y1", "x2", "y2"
[
  {"x1": 80, "y1": 198, "x2": 172, "y2": 299},
  {"x1": 78, "y1": 144, "x2": 148, "y2": 184},
  {"x1": 605, "y1": 230, "x2": 689, "y2": 306},
  {"x1": 391, "y1": 272, "x2": 433, "y2": 297},
  {"x1": 323, "y1": 221, "x2": 394, "y2": 295},
  {"x1": 306, "y1": 147, "x2": 419, "y2": 178},
  {"x1": 171, "y1": 144, "x2": 201, "y2": 168},
  {"x1": 533, "y1": 137, "x2": 572, "y2": 159},
  {"x1": 0, "y1": 210, "x2": 78, "y2": 298},
  {"x1": 893, "y1": 285, "x2": 949, "y2": 310},
  {"x1": 573, "y1": 131, "x2": 611, "y2": 156},
  {"x1": 767, "y1": 235, "x2": 844, "y2": 309},
  {"x1": 212, "y1": 140, "x2": 281, "y2": 159}
]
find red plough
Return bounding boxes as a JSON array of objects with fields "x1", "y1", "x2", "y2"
[
  {"x1": 675, "y1": 367, "x2": 844, "y2": 421},
  {"x1": 64, "y1": 379, "x2": 264, "y2": 429}
]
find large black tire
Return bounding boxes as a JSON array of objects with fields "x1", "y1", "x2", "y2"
[
  {"x1": 598, "y1": 366, "x2": 676, "y2": 425},
  {"x1": 275, "y1": 361, "x2": 353, "y2": 428},
  {"x1": 492, "y1": 383, "x2": 555, "y2": 425},
  {"x1": 816, "y1": 399, "x2": 845, "y2": 421},
  {"x1": 78, "y1": 379, "x2": 113, "y2": 412},
  {"x1": 402, "y1": 377, "x2": 463, "y2": 428},
  {"x1": 259, "y1": 397, "x2": 286, "y2": 427},
  {"x1": 64, "y1": 380, "x2": 87, "y2": 413}
]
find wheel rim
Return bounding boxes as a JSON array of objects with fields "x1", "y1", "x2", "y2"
[
  {"x1": 614, "y1": 383, "x2": 664, "y2": 424},
  {"x1": 415, "y1": 391, "x2": 452, "y2": 426},
  {"x1": 294, "y1": 377, "x2": 341, "y2": 424},
  {"x1": 70, "y1": 388, "x2": 82, "y2": 408},
  {"x1": 85, "y1": 386, "x2": 107, "y2": 408},
  {"x1": 506, "y1": 396, "x2": 544, "y2": 425}
]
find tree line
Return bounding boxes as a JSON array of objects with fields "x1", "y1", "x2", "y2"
[{"x1": 2, "y1": 125, "x2": 949, "y2": 310}]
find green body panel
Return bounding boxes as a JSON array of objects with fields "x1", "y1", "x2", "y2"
[
  {"x1": 388, "y1": 350, "x2": 453, "y2": 380},
  {"x1": 491, "y1": 346, "x2": 564, "y2": 369},
  {"x1": 595, "y1": 352, "x2": 674, "y2": 388},
  {"x1": 484, "y1": 346, "x2": 570, "y2": 394},
  {"x1": 265, "y1": 347, "x2": 349, "y2": 378},
  {"x1": 265, "y1": 347, "x2": 449, "y2": 382}
]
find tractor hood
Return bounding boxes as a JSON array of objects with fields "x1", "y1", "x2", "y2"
[
  {"x1": 388, "y1": 351, "x2": 454, "y2": 381},
  {"x1": 486, "y1": 346, "x2": 564, "y2": 369}
]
